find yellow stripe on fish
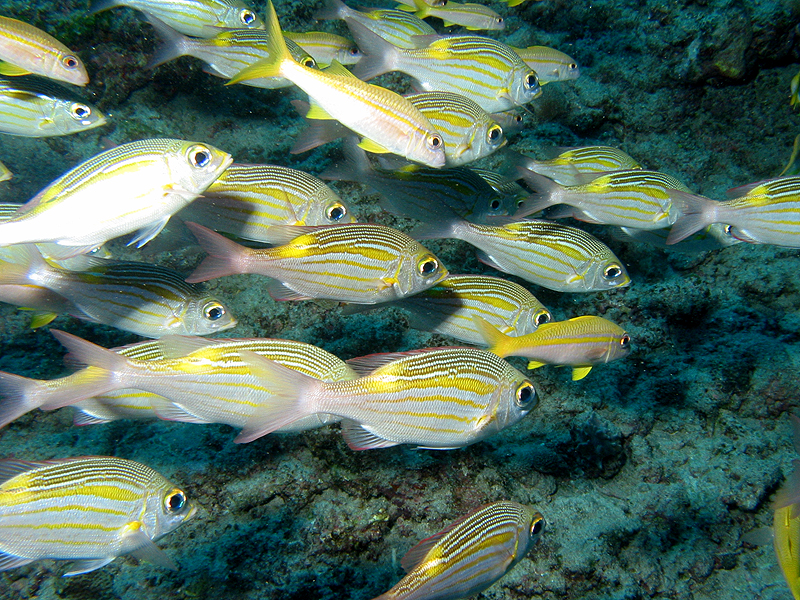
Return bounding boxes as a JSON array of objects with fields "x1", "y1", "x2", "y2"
[
  {"x1": 506, "y1": 146, "x2": 642, "y2": 187},
  {"x1": 182, "y1": 163, "x2": 355, "y2": 242},
  {"x1": 0, "y1": 16, "x2": 88, "y2": 86},
  {"x1": 316, "y1": 0, "x2": 436, "y2": 49},
  {"x1": 0, "y1": 456, "x2": 194, "y2": 575},
  {"x1": 372, "y1": 501, "x2": 544, "y2": 600},
  {"x1": 90, "y1": 0, "x2": 264, "y2": 38},
  {"x1": 475, "y1": 315, "x2": 631, "y2": 380},
  {"x1": 510, "y1": 46, "x2": 580, "y2": 84},
  {"x1": 396, "y1": 0, "x2": 506, "y2": 31},
  {"x1": 285, "y1": 31, "x2": 362, "y2": 67}
]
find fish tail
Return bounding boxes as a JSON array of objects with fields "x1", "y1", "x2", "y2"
[
  {"x1": 234, "y1": 351, "x2": 322, "y2": 443},
  {"x1": 515, "y1": 168, "x2": 562, "y2": 217},
  {"x1": 227, "y1": 1, "x2": 290, "y2": 84},
  {"x1": 184, "y1": 222, "x2": 248, "y2": 283},
  {"x1": 774, "y1": 458, "x2": 800, "y2": 514},
  {"x1": 290, "y1": 100, "x2": 346, "y2": 154},
  {"x1": 50, "y1": 330, "x2": 127, "y2": 373},
  {"x1": 0, "y1": 244, "x2": 49, "y2": 287},
  {"x1": 666, "y1": 190, "x2": 717, "y2": 245},
  {"x1": 145, "y1": 15, "x2": 191, "y2": 70},
  {"x1": 347, "y1": 18, "x2": 398, "y2": 81},
  {"x1": 472, "y1": 316, "x2": 512, "y2": 357},
  {"x1": 320, "y1": 136, "x2": 374, "y2": 182},
  {"x1": 412, "y1": 0, "x2": 432, "y2": 17},
  {"x1": 0, "y1": 372, "x2": 49, "y2": 428},
  {"x1": 314, "y1": 0, "x2": 348, "y2": 20}
]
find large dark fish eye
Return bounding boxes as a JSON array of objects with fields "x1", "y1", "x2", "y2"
[
  {"x1": 349, "y1": 46, "x2": 360, "y2": 56},
  {"x1": 489, "y1": 198, "x2": 502, "y2": 211},
  {"x1": 531, "y1": 516, "x2": 544, "y2": 536},
  {"x1": 70, "y1": 103, "x2": 91, "y2": 120},
  {"x1": 620, "y1": 333, "x2": 631, "y2": 349},
  {"x1": 188, "y1": 145, "x2": 212, "y2": 168},
  {"x1": 302, "y1": 56, "x2": 316, "y2": 68},
  {"x1": 203, "y1": 301, "x2": 225, "y2": 321},
  {"x1": 525, "y1": 72, "x2": 538, "y2": 88},
  {"x1": 165, "y1": 489, "x2": 187, "y2": 513},
  {"x1": 326, "y1": 202, "x2": 347, "y2": 222},
  {"x1": 534, "y1": 310, "x2": 550, "y2": 327},
  {"x1": 427, "y1": 134, "x2": 443, "y2": 149},
  {"x1": 569, "y1": 63, "x2": 578, "y2": 71},
  {"x1": 515, "y1": 382, "x2": 537, "y2": 408},
  {"x1": 603, "y1": 264, "x2": 623, "y2": 280},
  {"x1": 487, "y1": 125, "x2": 502, "y2": 142},
  {"x1": 240, "y1": 9, "x2": 256, "y2": 25},
  {"x1": 62, "y1": 55, "x2": 79, "y2": 69},
  {"x1": 418, "y1": 256, "x2": 439, "y2": 276},
  {"x1": 496, "y1": 17, "x2": 504, "y2": 25}
]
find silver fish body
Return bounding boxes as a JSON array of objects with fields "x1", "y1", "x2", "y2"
[
  {"x1": 506, "y1": 146, "x2": 642, "y2": 187},
  {"x1": 0, "y1": 138, "x2": 233, "y2": 257},
  {"x1": 0, "y1": 456, "x2": 195, "y2": 575},
  {"x1": 372, "y1": 501, "x2": 544, "y2": 600},
  {"x1": 285, "y1": 31, "x2": 363, "y2": 66},
  {"x1": 399, "y1": 1, "x2": 506, "y2": 32},
  {"x1": 510, "y1": 46, "x2": 580, "y2": 83},
  {"x1": 0, "y1": 76, "x2": 106, "y2": 137},
  {"x1": 316, "y1": 0, "x2": 435, "y2": 49}
]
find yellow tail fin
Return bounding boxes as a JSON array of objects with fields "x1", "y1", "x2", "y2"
[{"x1": 227, "y1": 1, "x2": 291, "y2": 85}]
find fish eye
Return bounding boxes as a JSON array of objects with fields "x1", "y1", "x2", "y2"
[
  {"x1": 70, "y1": 102, "x2": 91, "y2": 120},
  {"x1": 603, "y1": 264, "x2": 623, "y2": 280},
  {"x1": 525, "y1": 72, "x2": 538, "y2": 89},
  {"x1": 164, "y1": 489, "x2": 187, "y2": 513},
  {"x1": 487, "y1": 125, "x2": 503, "y2": 143},
  {"x1": 418, "y1": 256, "x2": 439, "y2": 276},
  {"x1": 620, "y1": 334, "x2": 630, "y2": 349},
  {"x1": 496, "y1": 17, "x2": 504, "y2": 25},
  {"x1": 349, "y1": 47, "x2": 360, "y2": 56},
  {"x1": 531, "y1": 516, "x2": 544, "y2": 536},
  {"x1": 513, "y1": 114, "x2": 523, "y2": 123},
  {"x1": 62, "y1": 55, "x2": 79, "y2": 69},
  {"x1": 515, "y1": 382, "x2": 537, "y2": 408},
  {"x1": 240, "y1": 9, "x2": 256, "y2": 25},
  {"x1": 569, "y1": 63, "x2": 578, "y2": 70},
  {"x1": 326, "y1": 202, "x2": 347, "y2": 222},
  {"x1": 533, "y1": 310, "x2": 550, "y2": 327},
  {"x1": 188, "y1": 145, "x2": 212, "y2": 168},
  {"x1": 489, "y1": 198, "x2": 502, "y2": 212},
  {"x1": 724, "y1": 224, "x2": 734, "y2": 236},
  {"x1": 302, "y1": 56, "x2": 316, "y2": 68},
  {"x1": 427, "y1": 133, "x2": 443, "y2": 150},
  {"x1": 203, "y1": 301, "x2": 225, "y2": 321}
]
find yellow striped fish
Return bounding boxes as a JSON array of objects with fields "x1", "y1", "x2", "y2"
[
  {"x1": 0, "y1": 456, "x2": 195, "y2": 575},
  {"x1": 490, "y1": 109, "x2": 525, "y2": 135},
  {"x1": 770, "y1": 415, "x2": 800, "y2": 600},
  {"x1": 0, "y1": 16, "x2": 88, "y2": 86},
  {"x1": 0, "y1": 247, "x2": 237, "y2": 338},
  {"x1": 517, "y1": 169, "x2": 692, "y2": 230},
  {"x1": 90, "y1": 0, "x2": 264, "y2": 38},
  {"x1": 372, "y1": 501, "x2": 544, "y2": 600},
  {"x1": 397, "y1": 0, "x2": 506, "y2": 31},
  {"x1": 619, "y1": 223, "x2": 741, "y2": 253},
  {"x1": 185, "y1": 222, "x2": 448, "y2": 304},
  {"x1": 316, "y1": 0, "x2": 436, "y2": 49},
  {"x1": 285, "y1": 31, "x2": 362, "y2": 67},
  {"x1": 414, "y1": 218, "x2": 630, "y2": 292},
  {"x1": 181, "y1": 163, "x2": 355, "y2": 242},
  {"x1": 510, "y1": 46, "x2": 580, "y2": 84},
  {"x1": 0, "y1": 138, "x2": 232, "y2": 258},
  {"x1": 348, "y1": 274, "x2": 551, "y2": 345},
  {"x1": 238, "y1": 346, "x2": 538, "y2": 448},
  {"x1": 348, "y1": 22, "x2": 541, "y2": 113},
  {"x1": 506, "y1": 146, "x2": 642, "y2": 187},
  {"x1": 147, "y1": 17, "x2": 316, "y2": 89},
  {"x1": 667, "y1": 176, "x2": 800, "y2": 247},
  {"x1": 70, "y1": 337, "x2": 358, "y2": 432},
  {"x1": 470, "y1": 167, "x2": 528, "y2": 207},
  {"x1": 229, "y1": 1, "x2": 446, "y2": 168},
  {"x1": 0, "y1": 76, "x2": 106, "y2": 137},
  {"x1": 475, "y1": 315, "x2": 631, "y2": 380},
  {"x1": 0, "y1": 161, "x2": 10, "y2": 182}
]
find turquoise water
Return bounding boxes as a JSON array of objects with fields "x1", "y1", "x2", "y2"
[{"x1": 1, "y1": 0, "x2": 799, "y2": 598}]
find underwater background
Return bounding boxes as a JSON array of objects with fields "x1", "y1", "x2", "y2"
[{"x1": 1, "y1": 0, "x2": 800, "y2": 598}]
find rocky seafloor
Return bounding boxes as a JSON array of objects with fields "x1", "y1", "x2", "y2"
[{"x1": 1, "y1": 0, "x2": 800, "y2": 598}]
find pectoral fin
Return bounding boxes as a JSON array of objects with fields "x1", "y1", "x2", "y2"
[{"x1": 572, "y1": 366, "x2": 593, "y2": 381}]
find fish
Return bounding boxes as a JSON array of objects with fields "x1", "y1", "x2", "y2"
[
  {"x1": 185, "y1": 221, "x2": 449, "y2": 304},
  {"x1": 490, "y1": 109, "x2": 525, "y2": 135},
  {"x1": 179, "y1": 163, "x2": 356, "y2": 242},
  {"x1": 371, "y1": 501, "x2": 544, "y2": 600},
  {"x1": 229, "y1": 2, "x2": 446, "y2": 168},
  {"x1": 470, "y1": 167, "x2": 528, "y2": 207},
  {"x1": 510, "y1": 46, "x2": 580, "y2": 84},
  {"x1": 90, "y1": 0, "x2": 264, "y2": 38},
  {"x1": 792, "y1": 70, "x2": 800, "y2": 109},
  {"x1": 0, "y1": 76, "x2": 106, "y2": 137},
  {"x1": 0, "y1": 138, "x2": 233, "y2": 258},
  {"x1": 0, "y1": 456, "x2": 195, "y2": 575},
  {"x1": 321, "y1": 139, "x2": 514, "y2": 224},
  {"x1": 292, "y1": 90, "x2": 505, "y2": 167},
  {"x1": 348, "y1": 21, "x2": 542, "y2": 114},
  {"x1": 770, "y1": 415, "x2": 800, "y2": 600},
  {"x1": 474, "y1": 315, "x2": 631, "y2": 380},
  {"x1": 667, "y1": 176, "x2": 800, "y2": 246},
  {"x1": 238, "y1": 346, "x2": 539, "y2": 448},
  {"x1": 285, "y1": 31, "x2": 362, "y2": 67},
  {"x1": 394, "y1": 0, "x2": 448, "y2": 7},
  {"x1": 780, "y1": 134, "x2": 800, "y2": 177},
  {"x1": 0, "y1": 161, "x2": 10, "y2": 182},
  {"x1": 315, "y1": 0, "x2": 436, "y2": 49},
  {"x1": 397, "y1": 0, "x2": 506, "y2": 31},
  {"x1": 517, "y1": 169, "x2": 692, "y2": 230},
  {"x1": 147, "y1": 17, "x2": 316, "y2": 90},
  {"x1": 0, "y1": 247, "x2": 237, "y2": 338},
  {"x1": 0, "y1": 16, "x2": 88, "y2": 86},
  {"x1": 618, "y1": 223, "x2": 741, "y2": 253},
  {"x1": 346, "y1": 273, "x2": 551, "y2": 346},
  {"x1": 69, "y1": 336, "x2": 358, "y2": 431},
  {"x1": 505, "y1": 146, "x2": 642, "y2": 187}
]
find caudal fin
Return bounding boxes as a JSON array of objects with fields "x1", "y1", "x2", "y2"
[
  {"x1": 472, "y1": 316, "x2": 511, "y2": 357},
  {"x1": 145, "y1": 15, "x2": 192, "y2": 70},
  {"x1": 665, "y1": 190, "x2": 718, "y2": 245},
  {"x1": 184, "y1": 222, "x2": 249, "y2": 283},
  {"x1": 227, "y1": 1, "x2": 290, "y2": 85},
  {"x1": 514, "y1": 168, "x2": 562, "y2": 218},
  {"x1": 346, "y1": 18, "x2": 399, "y2": 81}
]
